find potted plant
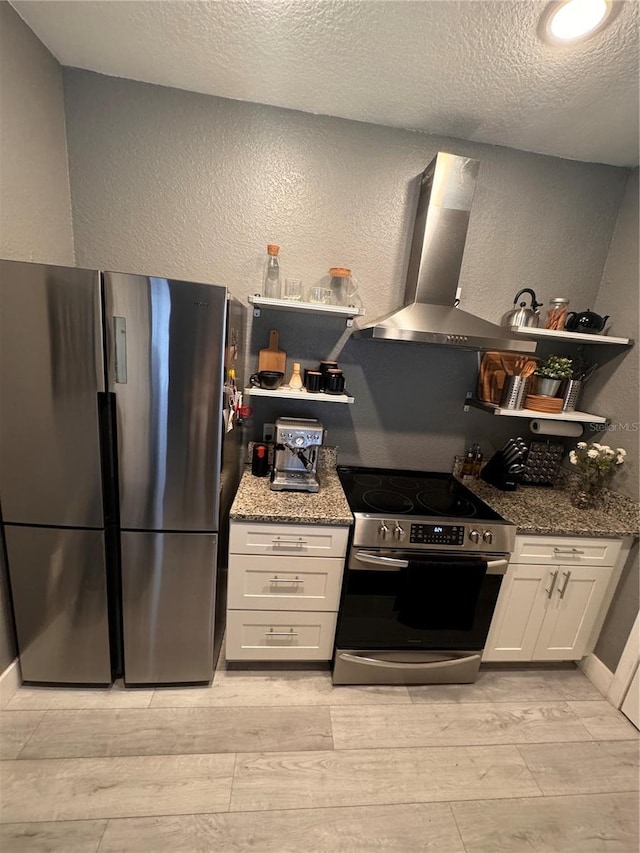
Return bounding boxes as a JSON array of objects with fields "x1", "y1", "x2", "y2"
[
  {"x1": 534, "y1": 355, "x2": 573, "y2": 396},
  {"x1": 568, "y1": 442, "x2": 626, "y2": 508}
]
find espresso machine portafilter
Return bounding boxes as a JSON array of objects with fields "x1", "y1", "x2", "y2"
[{"x1": 271, "y1": 417, "x2": 324, "y2": 493}]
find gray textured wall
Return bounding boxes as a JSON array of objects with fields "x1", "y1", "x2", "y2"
[
  {"x1": 0, "y1": 2, "x2": 75, "y2": 264},
  {"x1": 592, "y1": 170, "x2": 639, "y2": 674},
  {"x1": 0, "y1": 2, "x2": 76, "y2": 672},
  {"x1": 62, "y1": 69, "x2": 632, "y2": 471}
]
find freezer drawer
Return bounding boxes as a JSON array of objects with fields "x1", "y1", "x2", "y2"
[
  {"x1": 4, "y1": 526, "x2": 112, "y2": 684},
  {"x1": 121, "y1": 531, "x2": 218, "y2": 684}
]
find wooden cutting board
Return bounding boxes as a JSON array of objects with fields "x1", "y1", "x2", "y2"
[{"x1": 258, "y1": 329, "x2": 286, "y2": 373}]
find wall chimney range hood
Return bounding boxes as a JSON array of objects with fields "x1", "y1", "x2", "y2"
[{"x1": 354, "y1": 152, "x2": 536, "y2": 353}]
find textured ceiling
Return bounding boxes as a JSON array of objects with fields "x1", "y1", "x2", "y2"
[{"x1": 11, "y1": 0, "x2": 640, "y2": 167}]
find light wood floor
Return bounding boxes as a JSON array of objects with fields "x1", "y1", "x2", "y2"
[{"x1": 0, "y1": 653, "x2": 638, "y2": 852}]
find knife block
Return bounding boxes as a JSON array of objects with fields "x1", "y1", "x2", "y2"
[{"x1": 480, "y1": 451, "x2": 519, "y2": 491}]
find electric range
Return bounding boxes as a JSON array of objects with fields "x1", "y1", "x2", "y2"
[{"x1": 337, "y1": 465, "x2": 515, "y2": 554}]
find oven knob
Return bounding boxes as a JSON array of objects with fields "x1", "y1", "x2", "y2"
[
  {"x1": 469, "y1": 529, "x2": 480, "y2": 544},
  {"x1": 379, "y1": 522, "x2": 389, "y2": 540},
  {"x1": 483, "y1": 530, "x2": 494, "y2": 544},
  {"x1": 393, "y1": 523, "x2": 406, "y2": 541}
]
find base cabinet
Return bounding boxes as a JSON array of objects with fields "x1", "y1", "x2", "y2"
[
  {"x1": 226, "y1": 521, "x2": 349, "y2": 661},
  {"x1": 484, "y1": 563, "x2": 613, "y2": 662},
  {"x1": 483, "y1": 534, "x2": 624, "y2": 663}
]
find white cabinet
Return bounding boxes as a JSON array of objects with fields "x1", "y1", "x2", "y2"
[
  {"x1": 484, "y1": 535, "x2": 620, "y2": 663},
  {"x1": 226, "y1": 521, "x2": 349, "y2": 661}
]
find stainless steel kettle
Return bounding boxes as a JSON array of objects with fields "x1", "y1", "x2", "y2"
[{"x1": 502, "y1": 288, "x2": 543, "y2": 329}]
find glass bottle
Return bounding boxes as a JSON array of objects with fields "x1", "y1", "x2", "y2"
[{"x1": 264, "y1": 244, "x2": 281, "y2": 299}]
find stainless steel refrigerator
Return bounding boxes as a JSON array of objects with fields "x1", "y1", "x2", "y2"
[{"x1": 0, "y1": 260, "x2": 245, "y2": 686}]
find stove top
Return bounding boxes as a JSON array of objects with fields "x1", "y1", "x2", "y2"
[
  {"x1": 337, "y1": 466, "x2": 504, "y2": 521},
  {"x1": 337, "y1": 466, "x2": 514, "y2": 553}
]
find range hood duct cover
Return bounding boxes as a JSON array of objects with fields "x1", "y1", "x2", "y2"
[{"x1": 354, "y1": 152, "x2": 536, "y2": 353}]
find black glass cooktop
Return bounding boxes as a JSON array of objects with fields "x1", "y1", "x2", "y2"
[{"x1": 337, "y1": 466, "x2": 504, "y2": 521}]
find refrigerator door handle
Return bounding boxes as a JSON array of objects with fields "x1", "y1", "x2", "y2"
[{"x1": 113, "y1": 317, "x2": 128, "y2": 384}]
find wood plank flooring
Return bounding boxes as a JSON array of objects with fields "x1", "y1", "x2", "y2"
[{"x1": 1, "y1": 660, "x2": 637, "y2": 852}]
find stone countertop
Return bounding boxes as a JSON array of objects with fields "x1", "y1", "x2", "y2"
[
  {"x1": 229, "y1": 447, "x2": 353, "y2": 526},
  {"x1": 461, "y1": 471, "x2": 639, "y2": 538}
]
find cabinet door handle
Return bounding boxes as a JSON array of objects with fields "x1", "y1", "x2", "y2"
[
  {"x1": 269, "y1": 577, "x2": 303, "y2": 584},
  {"x1": 553, "y1": 547, "x2": 584, "y2": 557},
  {"x1": 546, "y1": 569, "x2": 559, "y2": 599},
  {"x1": 265, "y1": 630, "x2": 298, "y2": 637},
  {"x1": 558, "y1": 570, "x2": 572, "y2": 599}
]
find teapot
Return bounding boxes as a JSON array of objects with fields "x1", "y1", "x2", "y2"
[
  {"x1": 501, "y1": 288, "x2": 543, "y2": 329},
  {"x1": 564, "y1": 309, "x2": 610, "y2": 334}
]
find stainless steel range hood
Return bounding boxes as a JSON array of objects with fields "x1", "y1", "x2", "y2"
[{"x1": 354, "y1": 152, "x2": 536, "y2": 353}]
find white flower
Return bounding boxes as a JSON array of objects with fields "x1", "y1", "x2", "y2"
[
  {"x1": 616, "y1": 455, "x2": 625, "y2": 465},
  {"x1": 569, "y1": 451, "x2": 578, "y2": 464},
  {"x1": 587, "y1": 448, "x2": 599, "y2": 459},
  {"x1": 616, "y1": 448, "x2": 627, "y2": 457},
  {"x1": 602, "y1": 447, "x2": 615, "y2": 456},
  {"x1": 577, "y1": 442, "x2": 587, "y2": 449},
  {"x1": 592, "y1": 443, "x2": 602, "y2": 450}
]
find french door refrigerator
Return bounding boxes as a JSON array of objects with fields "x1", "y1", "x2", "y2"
[{"x1": 0, "y1": 259, "x2": 245, "y2": 686}]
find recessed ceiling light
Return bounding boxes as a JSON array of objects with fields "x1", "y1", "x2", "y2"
[{"x1": 538, "y1": 0, "x2": 619, "y2": 45}]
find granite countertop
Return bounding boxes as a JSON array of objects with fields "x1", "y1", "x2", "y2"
[
  {"x1": 230, "y1": 447, "x2": 353, "y2": 526},
  {"x1": 461, "y1": 470, "x2": 639, "y2": 538}
]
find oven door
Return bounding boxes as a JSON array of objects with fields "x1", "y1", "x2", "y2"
[{"x1": 333, "y1": 550, "x2": 507, "y2": 685}]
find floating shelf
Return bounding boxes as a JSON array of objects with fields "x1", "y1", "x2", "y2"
[
  {"x1": 468, "y1": 399, "x2": 607, "y2": 424},
  {"x1": 249, "y1": 295, "x2": 365, "y2": 323},
  {"x1": 508, "y1": 327, "x2": 632, "y2": 346},
  {"x1": 244, "y1": 386, "x2": 354, "y2": 404}
]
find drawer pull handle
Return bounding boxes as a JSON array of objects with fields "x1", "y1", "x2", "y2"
[
  {"x1": 266, "y1": 629, "x2": 299, "y2": 638},
  {"x1": 553, "y1": 547, "x2": 584, "y2": 557},
  {"x1": 272, "y1": 537, "x2": 306, "y2": 551},
  {"x1": 558, "y1": 570, "x2": 572, "y2": 599},
  {"x1": 269, "y1": 576, "x2": 303, "y2": 584},
  {"x1": 546, "y1": 569, "x2": 559, "y2": 599}
]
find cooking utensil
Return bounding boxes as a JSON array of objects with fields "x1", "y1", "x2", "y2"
[
  {"x1": 258, "y1": 329, "x2": 286, "y2": 373},
  {"x1": 580, "y1": 363, "x2": 598, "y2": 383},
  {"x1": 521, "y1": 360, "x2": 538, "y2": 378},
  {"x1": 501, "y1": 288, "x2": 543, "y2": 329}
]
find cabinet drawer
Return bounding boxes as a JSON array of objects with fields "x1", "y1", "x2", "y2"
[
  {"x1": 227, "y1": 554, "x2": 344, "y2": 611},
  {"x1": 512, "y1": 535, "x2": 622, "y2": 567},
  {"x1": 230, "y1": 522, "x2": 349, "y2": 558},
  {"x1": 225, "y1": 610, "x2": 337, "y2": 660}
]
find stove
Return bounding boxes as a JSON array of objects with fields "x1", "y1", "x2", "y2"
[
  {"x1": 337, "y1": 466, "x2": 515, "y2": 554},
  {"x1": 333, "y1": 466, "x2": 514, "y2": 686}
]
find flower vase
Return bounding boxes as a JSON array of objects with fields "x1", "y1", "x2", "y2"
[{"x1": 571, "y1": 477, "x2": 607, "y2": 510}]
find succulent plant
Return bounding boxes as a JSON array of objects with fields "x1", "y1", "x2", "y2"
[{"x1": 534, "y1": 355, "x2": 573, "y2": 380}]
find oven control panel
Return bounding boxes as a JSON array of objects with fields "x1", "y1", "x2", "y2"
[
  {"x1": 355, "y1": 516, "x2": 515, "y2": 553},
  {"x1": 410, "y1": 523, "x2": 464, "y2": 545}
]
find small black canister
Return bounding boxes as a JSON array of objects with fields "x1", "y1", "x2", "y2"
[{"x1": 251, "y1": 442, "x2": 270, "y2": 477}]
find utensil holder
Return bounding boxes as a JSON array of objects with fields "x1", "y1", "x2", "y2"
[
  {"x1": 561, "y1": 379, "x2": 583, "y2": 412},
  {"x1": 499, "y1": 375, "x2": 529, "y2": 410}
]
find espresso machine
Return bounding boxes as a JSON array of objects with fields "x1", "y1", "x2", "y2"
[{"x1": 271, "y1": 417, "x2": 323, "y2": 493}]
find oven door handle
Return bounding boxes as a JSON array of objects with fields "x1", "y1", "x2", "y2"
[
  {"x1": 353, "y1": 552, "x2": 508, "y2": 575},
  {"x1": 337, "y1": 652, "x2": 482, "y2": 671}
]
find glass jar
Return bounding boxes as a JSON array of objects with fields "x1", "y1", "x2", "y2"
[{"x1": 546, "y1": 297, "x2": 570, "y2": 330}]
